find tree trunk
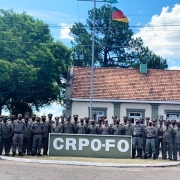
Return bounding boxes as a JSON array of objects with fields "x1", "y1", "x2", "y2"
[{"x1": 103, "y1": 47, "x2": 108, "y2": 66}]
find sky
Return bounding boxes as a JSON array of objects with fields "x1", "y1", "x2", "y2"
[{"x1": 1, "y1": 0, "x2": 180, "y2": 116}]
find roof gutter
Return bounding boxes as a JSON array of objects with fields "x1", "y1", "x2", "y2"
[{"x1": 71, "y1": 98, "x2": 180, "y2": 105}]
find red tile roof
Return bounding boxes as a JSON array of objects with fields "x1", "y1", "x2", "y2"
[{"x1": 71, "y1": 67, "x2": 180, "y2": 102}]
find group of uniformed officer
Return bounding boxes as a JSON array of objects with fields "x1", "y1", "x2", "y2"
[{"x1": 0, "y1": 113, "x2": 179, "y2": 160}]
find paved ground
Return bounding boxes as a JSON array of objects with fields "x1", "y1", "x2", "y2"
[{"x1": 0, "y1": 160, "x2": 179, "y2": 180}]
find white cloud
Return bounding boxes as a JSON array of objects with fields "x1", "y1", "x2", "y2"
[
  {"x1": 134, "y1": 4, "x2": 180, "y2": 60},
  {"x1": 59, "y1": 23, "x2": 74, "y2": 40},
  {"x1": 169, "y1": 66, "x2": 180, "y2": 70}
]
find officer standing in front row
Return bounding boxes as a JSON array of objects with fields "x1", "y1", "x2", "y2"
[
  {"x1": 31, "y1": 116, "x2": 44, "y2": 156},
  {"x1": 162, "y1": 120, "x2": 175, "y2": 160},
  {"x1": 12, "y1": 114, "x2": 25, "y2": 156},
  {"x1": 144, "y1": 120, "x2": 157, "y2": 160},
  {"x1": 132, "y1": 119, "x2": 144, "y2": 159}
]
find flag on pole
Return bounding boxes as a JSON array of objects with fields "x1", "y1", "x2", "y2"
[
  {"x1": 112, "y1": 7, "x2": 129, "y2": 23},
  {"x1": 103, "y1": 0, "x2": 118, "y2": 3}
]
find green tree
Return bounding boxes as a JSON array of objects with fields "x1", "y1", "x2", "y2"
[
  {"x1": 70, "y1": 5, "x2": 168, "y2": 69},
  {"x1": 0, "y1": 9, "x2": 71, "y2": 115}
]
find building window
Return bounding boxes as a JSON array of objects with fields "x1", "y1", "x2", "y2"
[
  {"x1": 129, "y1": 112, "x2": 142, "y2": 124},
  {"x1": 88, "y1": 107, "x2": 107, "y2": 119},
  {"x1": 166, "y1": 113, "x2": 180, "y2": 122}
]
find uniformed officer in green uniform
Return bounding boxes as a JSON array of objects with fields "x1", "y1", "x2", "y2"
[
  {"x1": 85, "y1": 117, "x2": 90, "y2": 133},
  {"x1": 31, "y1": 116, "x2": 44, "y2": 156},
  {"x1": 101, "y1": 119, "x2": 110, "y2": 135},
  {"x1": 112, "y1": 119, "x2": 123, "y2": 135},
  {"x1": 132, "y1": 119, "x2": 144, "y2": 159},
  {"x1": 171, "y1": 119, "x2": 177, "y2": 160},
  {"x1": 30, "y1": 114, "x2": 36, "y2": 154},
  {"x1": 41, "y1": 115, "x2": 49, "y2": 155},
  {"x1": 8, "y1": 115, "x2": 16, "y2": 154},
  {"x1": 88, "y1": 119, "x2": 98, "y2": 134},
  {"x1": 23, "y1": 113, "x2": 31, "y2": 155},
  {"x1": 173, "y1": 122, "x2": 180, "y2": 161},
  {"x1": 110, "y1": 116, "x2": 117, "y2": 134},
  {"x1": 124, "y1": 118, "x2": 134, "y2": 136},
  {"x1": 144, "y1": 120, "x2": 157, "y2": 160},
  {"x1": 60, "y1": 115, "x2": 65, "y2": 126},
  {"x1": 77, "y1": 118, "x2": 86, "y2": 134},
  {"x1": 51, "y1": 116, "x2": 62, "y2": 133},
  {"x1": 63, "y1": 116, "x2": 75, "y2": 134},
  {"x1": 12, "y1": 114, "x2": 25, "y2": 156},
  {"x1": 157, "y1": 119, "x2": 164, "y2": 158},
  {"x1": 140, "y1": 118, "x2": 147, "y2": 156},
  {"x1": 73, "y1": 115, "x2": 79, "y2": 134},
  {"x1": 0, "y1": 116, "x2": 11, "y2": 156},
  {"x1": 162, "y1": 120, "x2": 175, "y2": 160}
]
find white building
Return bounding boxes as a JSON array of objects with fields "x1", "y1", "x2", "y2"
[{"x1": 65, "y1": 65, "x2": 180, "y2": 124}]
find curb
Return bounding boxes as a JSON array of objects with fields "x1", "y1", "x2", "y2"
[{"x1": 0, "y1": 156, "x2": 180, "y2": 167}]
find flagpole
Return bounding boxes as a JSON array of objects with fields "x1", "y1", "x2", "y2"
[{"x1": 90, "y1": 0, "x2": 96, "y2": 120}]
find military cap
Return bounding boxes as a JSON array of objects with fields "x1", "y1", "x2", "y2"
[
  {"x1": 149, "y1": 120, "x2": 152, "y2": 123},
  {"x1": 41, "y1": 115, "x2": 46, "y2": 118},
  {"x1": 55, "y1": 116, "x2": 60, "y2": 119},
  {"x1": 140, "y1": 118, "x2": 144, "y2": 122},
  {"x1": 32, "y1": 114, "x2": 36, "y2": 117},
  {"x1": 90, "y1": 119, "x2": 95, "y2": 122},
  {"x1": 48, "y1": 113, "x2": 53, "y2": 116},
  {"x1": 171, "y1": 119, "x2": 176, "y2": 123},
  {"x1": 104, "y1": 119, "x2": 108, "y2": 122},
  {"x1": 116, "y1": 119, "x2": 120, "y2": 122},
  {"x1": 3, "y1": 115, "x2": 8, "y2": 119},
  {"x1": 135, "y1": 118, "x2": 140, "y2": 122},
  {"x1": 85, "y1": 117, "x2": 89, "y2": 120},
  {"x1": 60, "y1": 115, "x2": 65, "y2": 118},
  {"x1": 66, "y1": 116, "x2": 71, "y2": 118},
  {"x1": 159, "y1": 119, "x2": 163, "y2": 122},
  {"x1": 18, "y1": 114, "x2": 22, "y2": 117},
  {"x1": 145, "y1": 117, "x2": 150, "y2": 120},
  {"x1": 152, "y1": 119, "x2": 157, "y2": 122}
]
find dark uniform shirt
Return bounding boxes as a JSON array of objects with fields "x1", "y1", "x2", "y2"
[
  {"x1": 77, "y1": 123, "x2": 86, "y2": 134},
  {"x1": 51, "y1": 123, "x2": 62, "y2": 133},
  {"x1": 63, "y1": 122, "x2": 75, "y2": 134},
  {"x1": 2, "y1": 122, "x2": 11, "y2": 138},
  {"x1": 162, "y1": 126, "x2": 175, "y2": 143},
  {"x1": 31, "y1": 122, "x2": 44, "y2": 134},
  {"x1": 23, "y1": 121, "x2": 32, "y2": 138},
  {"x1": 88, "y1": 125, "x2": 98, "y2": 134},
  {"x1": 101, "y1": 125, "x2": 110, "y2": 135},
  {"x1": 112, "y1": 124, "x2": 123, "y2": 135},
  {"x1": 13, "y1": 120, "x2": 25, "y2": 133},
  {"x1": 42, "y1": 121, "x2": 49, "y2": 137},
  {"x1": 145, "y1": 126, "x2": 156, "y2": 138}
]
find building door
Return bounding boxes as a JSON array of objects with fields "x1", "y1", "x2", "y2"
[{"x1": 128, "y1": 112, "x2": 142, "y2": 124}]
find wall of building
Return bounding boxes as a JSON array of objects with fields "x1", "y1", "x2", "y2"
[
  {"x1": 71, "y1": 101, "x2": 114, "y2": 122},
  {"x1": 120, "y1": 103, "x2": 151, "y2": 122},
  {"x1": 158, "y1": 104, "x2": 180, "y2": 119}
]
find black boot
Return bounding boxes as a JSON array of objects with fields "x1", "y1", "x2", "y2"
[
  {"x1": 12, "y1": 152, "x2": 15, "y2": 156},
  {"x1": 153, "y1": 154, "x2": 156, "y2": 160},
  {"x1": 131, "y1": 148, "x2": 136, "y2": 158},
  {"x1": 18, "y1": 152, "x2": 24, "y2": 156},
  {"x1": 144, "y1": 154, "x2": 148, "y2": 159},
  {"x1": 139, "y1": 149, "x2": 142, "y2": 159}
]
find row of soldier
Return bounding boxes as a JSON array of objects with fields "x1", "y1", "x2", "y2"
[{"x1": 0, "y1": 113, "x2": 179, "y2": 161}]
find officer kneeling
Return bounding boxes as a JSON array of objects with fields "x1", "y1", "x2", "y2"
[
  {"x1": 144, "y1": 120, "x2": 157, "y2": 160},
  {"x1": 31, "y1": 116, "x2": 44, "y2": 156}
]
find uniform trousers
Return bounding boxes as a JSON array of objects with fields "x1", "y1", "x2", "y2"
[
  {"x1": 32, "y1": 134, "x2": 42, "y2": 154},
  {"x1": 12, "y1": 133, "x2": 23, "y2": 153},
  {"x1": 0, "y1": 137, "x2": 9, "y2": 154},
  {"x1": 162, "y1": 141, "x2": 172, "y2": 159}
]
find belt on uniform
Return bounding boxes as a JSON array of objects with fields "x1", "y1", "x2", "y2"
[
  {"x1": 14, "y1": 132, "x2": 22, "y2": 134},
  {"x1": 146, "y1": 137, "x2": 155, "y2": 139},
  {"x1": 34, "y1": 133, "x2": 42, "y2": 135},
  {"x1": 133, "y1": 134, "x2": 142, "y2": 137}
]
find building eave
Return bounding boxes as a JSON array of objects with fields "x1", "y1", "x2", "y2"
[{"x1": 71, "y1": 98, "x2": 180, "y2": 105}]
